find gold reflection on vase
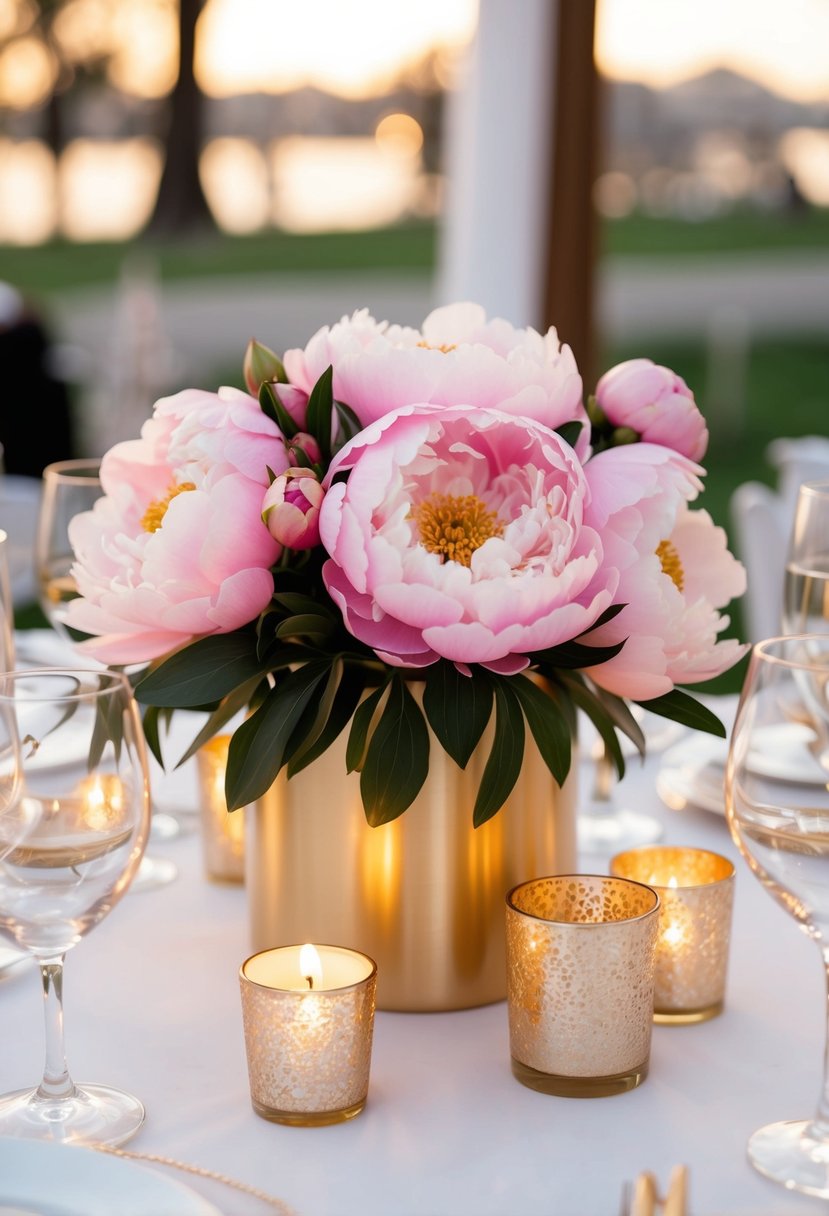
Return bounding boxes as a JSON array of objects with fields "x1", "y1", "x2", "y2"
[
  {"x1": 248, "y1": 683, "x2": 577, "y2": 1012},
  {"x1": 196, "y1": 736, "x2": 245, "y2": 884}
]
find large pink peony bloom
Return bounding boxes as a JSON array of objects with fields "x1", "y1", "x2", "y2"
[
  {"x1": 284, "y1": 302, "x2": 589, "y2": 451},
  {"x1": 581, "y1": 444, "x2": 746, "y2": 699},
  {"x1": 594, "y1": 358, "x2": 708, "y2": 461},
  {"x1": 66, "y1": 386, "x2": 285, "y2": 664},
  {"x1": 319, "y1": 403, "x2": 617, "y2": 672}
]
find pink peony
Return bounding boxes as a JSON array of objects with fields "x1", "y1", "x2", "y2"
[
  {"x1": 319, "y1": 403, "x2": 617, "y2": 672},
  {"x1": 594, "y1": 359, "x2": 708, "y2": 461},
  {"x1": 66, "y1": 386, "x2": 284, "y2": 664},
  {"x1": 580, "y1": 444, "x2": 747, "y2": 699},
  {"x1": 284, "y1": 302, "x2": 589, "y2": 452},
  {"x1": 262, "y1": 468, "x2": 324, "y2": 549}
]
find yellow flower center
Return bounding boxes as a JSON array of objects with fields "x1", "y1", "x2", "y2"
[
  {"x1": 413, "y1": 493, "x2": 503, "y2": 567},
  {"x1": 656, "y1": 539, "x2": 684, "y2": 592},
  {"x1": 141, "y1": 482, "x2": 197, "y2": 533},
  {"x1": 416, "y1": 340, "x2": 457, "y2": 353}
]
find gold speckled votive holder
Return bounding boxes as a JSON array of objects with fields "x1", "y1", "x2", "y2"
[
  {"x1": 506, "y1": 875, "x2": 660, "y2": 1098},
  {"x1": 239, "y1": 944, "x2": 377, "y2": 1127},
  {"x1": 196, "y1": 735, "x2": 244, "y2": 884},
  {"x1": 610, "y1": 846, "x2": 735, "y2": 1025}
]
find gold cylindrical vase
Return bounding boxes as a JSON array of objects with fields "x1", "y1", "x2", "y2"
[{"x1": 246, "y1": 697, "x2": 577, "y2": 1012}]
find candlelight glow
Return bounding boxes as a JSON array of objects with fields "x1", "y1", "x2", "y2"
[{"x1": 300, "y1": 943, "x2": 323, "y2": 990}]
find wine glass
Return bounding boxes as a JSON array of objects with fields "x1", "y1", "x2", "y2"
[
  {"x1": 783, "y1": 480, "x2": 829, "y2": 636},
  {"x1": 0, "y1": 668, "x2": 151, "y2": 1145},
  {"x1": 36, "y1": 459, "x2": 104, "y2": 647},
  {"x1": 725, "y1": 634, "x2": 829, "y2": 1198},
  {"x1": 36, "y1": 461, "x2": 180, "y2": 883}
]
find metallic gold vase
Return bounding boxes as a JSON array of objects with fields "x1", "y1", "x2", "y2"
[{"x1": 246, "y1": 702, "x2": 577, "y2": 1012}]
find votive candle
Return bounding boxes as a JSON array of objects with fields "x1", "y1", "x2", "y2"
[
  {"x1": 610, "y1": 845, "x2": 735, "y2": 1024},
  {"x1": 506, "y1": 875, "x2": 660, "y2": 1097},
  {"x1": 239, "y1": 943, "x2": 377, "y2": 1126}
]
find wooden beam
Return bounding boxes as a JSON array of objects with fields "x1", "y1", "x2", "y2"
[{"x1": 542, "y1": 0, "x2": 601, "y2": 382}]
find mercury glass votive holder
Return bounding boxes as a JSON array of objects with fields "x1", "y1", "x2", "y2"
[
  {"x1": 196, "y1": 735, "x2": 244, "y2": 883},
  {"x1": 506, "y1": 875, "x2": 660, "y2": 1098},
  {"x1": 610, "y1": 845, "x2": 735, "y2": 1024},
  {"x1": 239, "y1": 944, "x2": 378, "y2": 1127}
]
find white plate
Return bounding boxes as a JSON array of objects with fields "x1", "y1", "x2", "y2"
[{"x1": 0, "y1": 1138, "x2": 222, "y2": 1216}]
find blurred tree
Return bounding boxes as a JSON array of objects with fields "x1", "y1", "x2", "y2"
[
  {"x1": 147, "y1": 0, "x2": 214, "y2": 235},
  {"x1": 0, "y1": 0, "x2": 108, "y2": 155}
]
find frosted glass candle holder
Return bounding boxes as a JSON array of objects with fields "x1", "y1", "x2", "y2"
[
  {"x1": 506, "y1": 875, "x2": 660, "y2": 1098},
  {"x1": 239, "y1": 944, "x2": 377, "y2": 1126},
  {"x1": 196, "y1": 735, "x2": 244, "y2": 884},
  {"x1": 610, "y1": 845, "x2": 735, "y2": 1024}
]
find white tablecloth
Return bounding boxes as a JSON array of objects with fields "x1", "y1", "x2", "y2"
[{"x1": 0, "y1": 699, "x2": 826, "y2": 1216}]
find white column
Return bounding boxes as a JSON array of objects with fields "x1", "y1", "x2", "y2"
[{"x1": 436, "y1": 0, "x2": 558, "y2": 327}]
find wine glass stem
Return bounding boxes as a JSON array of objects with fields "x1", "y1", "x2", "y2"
[{"x1": 36, "y1": 957, "x2": 76, "y2": 1102}]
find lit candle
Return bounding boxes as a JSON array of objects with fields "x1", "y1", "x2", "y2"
[
  {"x1": 239, "y1": 943, "x2": 377, "y2": 1126},
  {"x1": 610, "y1": 846, "x2": 735, "y2": 1024},
  {"x1": 196, "y1": 735, "x2": 244, "y2": 883}
]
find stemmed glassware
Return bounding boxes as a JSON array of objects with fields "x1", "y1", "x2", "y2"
[
  {"x1": 35, "y1": 459, "x2": 179, "y2": 887},
  {"x1": 0, "y1": 668, "x2": 151, "y2": 1145},
  {"x1": 783, "y1": 480, "x2": 829, "y2": 637},
  {"x1": 725, "y1": 634, "x2": 829, "y2": 1198},
  {"x1": 36, "y1": 459, "x2": 103, "y2": 647}
]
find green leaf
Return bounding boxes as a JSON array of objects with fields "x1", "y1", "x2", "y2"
[
  {"x1": 554, "y1": 421, "x2": 584, "y2": 449},
  {"x1": 174, "y1": 675, "x2": 263, "y2": 769},
  {"x1": 136, "y1": 634, "x2": 264, "y2": 708},
  {"x1": 284, "y1": 658, "x2": 342, "y2": 764},
  {"x1": 288, "y1": 665, "x2": 368, "y2": 776},
  {"x1": 142, "y1": 705, "x2": 166, "y2": 769},
  {"x1": 333, "y1": 399, "x2": 363, "y2": 448},
  {"x1": 306, "y1": 365, "x2": 334, "y2": 463},
  {"x1": 533, "y1": 637, "x2": 626, "y2": 670},
  {"x1": 361, "y1": 677, "x2": 429, "y2": 826},
  {"x1": 275, "y1": 613, "x2": 334, "y2": 643},
  {"x1": 591, "y1": 684, "x2": 646, "y2": 759},
  {"x1": 273, "y1": 592, "x2": 335, "y2": 618},
  {"x1": 224, "y1": 664, "x2": 329, "y2": 809},
  {"x1": 259, "y1": 381, "x2": 299, "y2": 438},
  {"x1": 510, "y1": 675, "x2": 572, "y2": 785},
  {"x1": 423, "y1": 662, "x2": 493, "y2": 769},
  {"x1": 559, "y1": 673, "x2": 626, "y2": 780},
  {"x1": 345, "y1": 683, "x2": 388, "y2": 773},
  {"x1": 473, "y1": 682, "x2": 525, "y2": 827},
  {"x1": 636, "y1": 689, "x2": 726, "y2": 738}
]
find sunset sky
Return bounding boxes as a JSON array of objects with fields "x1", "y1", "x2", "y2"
[{"x1": 1, "y1": 0, "x2": 828, "y2": 110}]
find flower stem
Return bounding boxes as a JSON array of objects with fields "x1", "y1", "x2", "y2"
[{"x1": 36, "y1": 957, "x2": 76, "y2": 1102}]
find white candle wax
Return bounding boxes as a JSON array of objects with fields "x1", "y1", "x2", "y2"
[{"x1": 243, "y1": 944, "x2": 374, "y2": 992}]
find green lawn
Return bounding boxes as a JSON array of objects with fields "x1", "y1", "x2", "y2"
[
  {"x1": 602, "y1": 207, "x2": 829, "y2": 258},
  {"x1": 3, "y1": 207, "x2": 828, "y2": 299},
  {"x1": 0, "y1": 223, "x2": 436, "y2": 296}
]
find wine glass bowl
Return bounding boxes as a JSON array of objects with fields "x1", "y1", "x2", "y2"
[
  {"x1": 0, "y1": 668, "x2": 150, "y2": 1145},
  {"x1": 726, "y1": 635, "x2": 829, "y2": 1196},
  {"x1": 36, "y1": 459, "x2": 103, "y2": 644},
  {"x1": 783, "y1": 480, "x2": 829, "y2": 637}
]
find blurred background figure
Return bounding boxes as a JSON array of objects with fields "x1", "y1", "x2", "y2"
[{"x1": 0, "y1": 281, "x2": 75, "y2": 477}]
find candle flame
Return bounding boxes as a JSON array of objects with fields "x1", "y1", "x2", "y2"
[
  {"x1": 668, "y1": 876, "x2": 679, "y2": 888},
  {"x1": 663, "y1": 922, "x2": 685, "y2": 947},
  {"x1": 299, "y1": 943, "x2": 323, "y2": 990}
]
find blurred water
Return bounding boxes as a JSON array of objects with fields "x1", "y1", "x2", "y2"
[{"x1": 0, "y1": 135, "x2": 428, "y2": 245}]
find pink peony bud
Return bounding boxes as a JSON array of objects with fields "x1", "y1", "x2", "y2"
[
  {"x1": 595, "y1": 358, "x2": 708, "y2": 462},
  {"x1": 287, "y1": 431, "x2": 323, "y2": 467},
  {"x1": 262, "y1": 467, "x2": 324, "y2": 549}
]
